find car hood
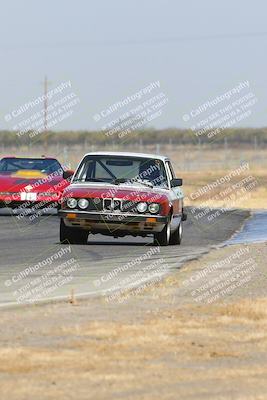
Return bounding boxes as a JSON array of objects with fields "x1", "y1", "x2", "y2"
[
  {"x1": 0, "y1": 171, "x2": 65, "y2": 192},
  {"x1": 64, "y1": 182, "x2": 169, "y2": 202}
]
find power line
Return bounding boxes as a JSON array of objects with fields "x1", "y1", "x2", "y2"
[{"x1": 1, "y1": 31, "x2": 267, "y2": 49}]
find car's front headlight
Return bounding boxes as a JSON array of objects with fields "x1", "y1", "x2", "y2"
[
  {"x1": 78, "y1": 198, "x2": 89, "y2": 209},
  {"x1": 148, "y1": 203, "x2": 160, "y2": 214},
  {"x1": 136, "y1": 202, "x2": 148, "y2": 213},
  {"x1": 67, "y1": 198, "x2": 77, "y2": 208}
]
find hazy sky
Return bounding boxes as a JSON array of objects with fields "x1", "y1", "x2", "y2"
[{"x1": 0, "y1": 0, "x2": 266, "y2": 131}]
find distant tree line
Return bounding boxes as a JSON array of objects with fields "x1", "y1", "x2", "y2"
[{"x1": 0, "y1": 128, "x2": 266, "y2": 147}]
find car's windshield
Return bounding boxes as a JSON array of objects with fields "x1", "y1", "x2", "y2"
[
  {"x1": 73, "y1": 156, "x2": 168, "y2": 188},
  {"x1": 0, "y1": 158, "x2": 62, "y2": 175}
]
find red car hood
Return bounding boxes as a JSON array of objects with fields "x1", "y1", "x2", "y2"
[
  {"x1": 64, "y1": 182, "x2": 169, "y2": 202},
  {"x1": 0, "y1": 171, "x2": 66, "y2": 192}
]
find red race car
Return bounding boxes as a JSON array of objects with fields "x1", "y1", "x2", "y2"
[
  {"x1": 59, "y1": 152, "x2": 187, "y2": 246},
  {"x1": 0, "y1": 156, "x2": 73, "y2": 212}
]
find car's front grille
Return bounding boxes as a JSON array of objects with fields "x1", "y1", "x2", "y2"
[
  {"x1": 86, "y1": 198, "x2": 104, "y2": 211},
  {"x1": 102, "y1": 198, "x2": 139, "y2": 213},
  {"x1": 103, "y1": 199, "x2": 112, "y2": 211},
  {"x1": 121, "y1": 199, "x2": 138, "y2": 213},
  {"x1": 103, "y1": 198, "x2": 122, "y2": 212},
  {"x1": 76, "y1": 198, "x2": 158, "y2": 214}
]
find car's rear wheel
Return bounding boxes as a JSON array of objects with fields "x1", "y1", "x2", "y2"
[
  {"x1": 60, "y1": 219, "x2": 88, "y2": 244},
  {"x1": 169, "y1": 222, "x2": 183, "y2": 245},
  {"x1": 154, "y1": 218, "x2": 171, "y2": 246}
]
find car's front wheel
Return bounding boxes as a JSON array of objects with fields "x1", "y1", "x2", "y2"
[
  {"x1": 169, "y1": 222, "x2": 183, "y2": 245},
  {"x1": 154, "y1": 218, "x2": 171, "y2": 246},
  {"x1": 60, "y1": 219, "x2": 88, "y2": 244}
]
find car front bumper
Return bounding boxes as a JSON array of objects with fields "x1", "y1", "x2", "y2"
[
  {"x1": 0, "y1": 195, "x2": 62, "y2": 209},
  {"x1": 58, "y1": 209, "x2": 168, "y2": 234}
]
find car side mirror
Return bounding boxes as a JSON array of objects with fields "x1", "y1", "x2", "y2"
[
  {"x1": 170, "y1": 178, "x2": 183, "y2": 187},
  {"x1": 63, "y1": 170, "x2": 74, "y2": 180}
]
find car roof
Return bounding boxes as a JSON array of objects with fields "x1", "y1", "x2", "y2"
[
  {"x1": 82, "y1": 151, "x2": 169, "y2": 161},
  {"x1": 1, "y1": 156, "x2": 57, "y2": 160}
]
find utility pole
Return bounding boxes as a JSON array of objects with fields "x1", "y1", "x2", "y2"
[
  {"x1": 44, "y1": 75, "x2": 48, "y2": 133},
  {"x1": 43, "y1": 75, "x2": 51, "y2": 152}
]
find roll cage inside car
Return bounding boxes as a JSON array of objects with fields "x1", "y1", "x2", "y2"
[{"x1": 72, "y1": 155, "x2": 169, "y2": 188}]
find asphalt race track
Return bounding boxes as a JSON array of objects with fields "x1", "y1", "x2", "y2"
[{"x1": 0, "y1": 208, "x2": 249, "y2": 307}]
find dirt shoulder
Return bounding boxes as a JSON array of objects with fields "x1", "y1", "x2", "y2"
[{"x1": 1, "y1": 241, "x2": 267, "y2": 399}]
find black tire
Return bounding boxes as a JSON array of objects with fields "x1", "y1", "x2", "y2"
[
  {"x1": 60, "y1": 218, "x2": 88, "y2": 244},
  {"x1": 154, "y1": 218, "x2": 171, "y2": 246},
  {"x1": 169, "y1": 222, "x2": 183, "y2": 245}
]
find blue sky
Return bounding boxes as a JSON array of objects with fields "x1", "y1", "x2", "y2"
[{"x1": 0, "y1": 0, "x2": 266, "y2": 130}]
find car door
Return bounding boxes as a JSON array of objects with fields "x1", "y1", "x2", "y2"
[{"x1": 165, "y1": 161, "x2": 183, "y2": 217}]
